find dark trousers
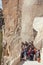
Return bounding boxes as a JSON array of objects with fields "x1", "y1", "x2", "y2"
[{"x1": 30, "y1": 54, "x2": 34, "y2": 60}]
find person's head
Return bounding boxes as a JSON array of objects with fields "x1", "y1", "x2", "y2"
[
  {"x1": 21, "y1": 42, "x2": 24, "y2": 45},
  {"x1": 29, "y1": 47, "x2": 32, "y2": 51},
  {"x1": 34, "y1": 47, "x2": 37, "y2": 53},
  {"x1": 31, "y1": 41, "x2": 33, "y2": 44},
  {"x1": 21, "y1": 42, "x2": 24, "y2": 47},
  {"x1": 25, "y1": 41, "x2": 28, "y2": 45},
  {"x1": 24, "y1": 44, "x2": 27, "y2": 49},
  {"x1": 31, "y1": 44, "x2": 34, "y2": 49},
  {"x1": 28, "y1": 43, "x2": 31, "y2": 48},
  {"x1": 25, "y1": 41, "x2": 28, "y2": 47}
]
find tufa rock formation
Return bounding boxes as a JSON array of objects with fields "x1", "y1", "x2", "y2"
[
  {"x1": 2, "y1": 0, "x2": 43, "y2": 65},
  {"x1": 2, "y1": 0, "x2": 22, "y2": 65}
]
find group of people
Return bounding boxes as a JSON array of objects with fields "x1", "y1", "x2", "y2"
[{"x1": 20, "y1": 41, "x2": 40, "y2": 62}]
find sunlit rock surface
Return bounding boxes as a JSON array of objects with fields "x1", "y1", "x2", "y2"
[
  {"x1": 33, "y1": 17, "x2": 43, "y2": 50},
  {"x1": 22, "y1": 60, "x2": 43, "y2": 65}
]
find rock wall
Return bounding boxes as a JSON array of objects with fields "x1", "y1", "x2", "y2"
[
  {"x1": 2, "y1": 0, "x2": 22, "y2": 65},
  {"x1": 2, "y1": 0, "x2": 43, "y2": 65},
  {"x1": 21, "y1": 0, "x2": 43, "y2": 42}
]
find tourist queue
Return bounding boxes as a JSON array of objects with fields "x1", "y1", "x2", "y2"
[{"x1": 20, "y1": 41, "x2": 40, "y2": 62}]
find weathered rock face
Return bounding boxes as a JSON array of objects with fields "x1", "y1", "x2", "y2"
[
  {"x1": 2, "y1": 0, "x2": 22, "y2": 65},
  {"x1": 21, "y1": 0, "x2": 43, "y2": 42},
  {"x1": 33, "y1": 17, "x2": 43, "y2": 50},
  {"x1": 2, "y1": 0, "x2": 43, "y2": 65}
]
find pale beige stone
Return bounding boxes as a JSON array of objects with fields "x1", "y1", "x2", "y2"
[{"x1": 2, "y1": 0, "x2": 43, "y2": 65}]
